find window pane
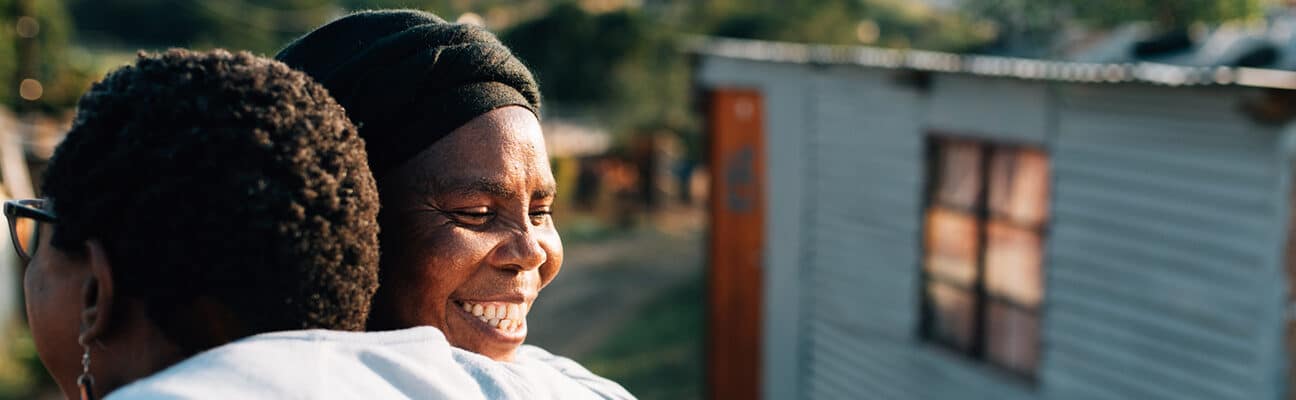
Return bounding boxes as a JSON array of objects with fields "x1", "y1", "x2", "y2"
[
  {"x1": 934, "y1": 140, "x2": 983, "y2": 210},
  {"x1": 985, "y1": 221, "x2": 1044, "y2": 307},
  {"x1": 925, "y1": 207, "x2": 980, "y2": 286},
  {"x1": 988, "y1": 148, "x2": 1050, "y2": 227},
  {"x1": 925, "y1": 282, "x2": 978, "y2": 352},
  {"x1": 985, "y1": 301, "x2": 1040, "y2": 376}
]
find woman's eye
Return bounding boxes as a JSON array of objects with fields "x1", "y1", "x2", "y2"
[
  {"x1": 451, "y1": 210, "x2": 493, "y2": 225},
  {"x1": 529, "y1": 210, "x2": 553, "y2": 225}
]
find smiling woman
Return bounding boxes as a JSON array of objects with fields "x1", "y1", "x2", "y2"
[
  {"x1": 375, "y1": 106, "x2": 562, "y2": 361},
  {"x1": 276, "y1": 9, "x2": 632, "y2": 399}
]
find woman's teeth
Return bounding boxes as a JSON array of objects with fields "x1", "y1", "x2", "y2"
[{"x1": 461, "y1": 301, "x2": 527, "y2": 332}]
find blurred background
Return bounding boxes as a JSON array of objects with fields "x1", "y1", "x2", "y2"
[{"x1": 0, "y1": 0, "x2": 1293, "y2": 399}]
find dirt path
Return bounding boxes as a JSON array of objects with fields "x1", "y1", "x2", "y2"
[{"x1": 525, "y1": 207, "x2": 704, "y2": 359}]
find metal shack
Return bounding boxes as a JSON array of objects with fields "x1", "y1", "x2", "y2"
[{"x1": 696, "y1": 37, "x2": 1296, "y2": 400}]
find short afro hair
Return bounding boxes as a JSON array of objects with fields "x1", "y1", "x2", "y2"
[{"x1": 41, "y1": 49, "x2": 380, "y2": 341}]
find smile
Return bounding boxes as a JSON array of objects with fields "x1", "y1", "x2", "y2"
[{"x1": 456, "y1": 300, "x2": 528, "y2": 333}]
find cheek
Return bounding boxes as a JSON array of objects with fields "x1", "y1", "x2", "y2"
[
  {"x1": 24, "y1": 263, "x2": 65, "y2": 339},
  {"x1": 390, "y1": 226, "x2": 495, "y2": 324},
  {"x1": 23, "y1": 262, "x2": 81, "y2": 391},
  {"x1": 538, "y1": 229, "x2": 563, "y2": 287}
]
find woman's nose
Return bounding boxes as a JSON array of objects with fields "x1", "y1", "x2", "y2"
[{"x1": 489, "y1": 229, "x2": 547, "y2": 272}]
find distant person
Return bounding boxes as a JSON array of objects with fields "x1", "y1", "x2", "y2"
[
  {"x1": 11, "y1": 49, "x2": 574, "y2": 400},
  {"x1": 277, "y1": 10, "x2": 632, "y2": 399}
]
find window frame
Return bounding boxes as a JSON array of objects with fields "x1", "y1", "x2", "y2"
[{"x1": 917, "y1": 133, "x2": 1052, "y2": 383}]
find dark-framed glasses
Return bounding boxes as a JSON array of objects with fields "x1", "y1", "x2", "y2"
[{"x1": 4, "y1": 199, "x2": 56, "y2": 262}]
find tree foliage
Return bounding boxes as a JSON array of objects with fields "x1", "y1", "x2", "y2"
[
  {"x1": 961, "y1": 0, "x2": 1265, "y2": 55},
  {"x1": 1069, "y1": 0, "x2": 1262, "y2": 28},
  {"x1": 65, "y1": 0, "x2": 340, "y2": 54},
  {"x1": 0, "y1": 0, "x2": 14, "y2": 107},
  {"x1": 501, "y1": 3, "x2": 692, "y2": 136},
  {"x1": 685, "y1": 0, "x2": 992, "y2": 49},
  {"x1": 962, "y1": 0, "x2": 1265, "y2": 39},
  {"x1": 1, "y1": 0, "x2": 87, "y2": 111},
  {"x1": 17, "y1": 0, "x2": 1267, "y2": 137},
  {"x1": 499, "y1": 0, "x2": 996, "y2": 151}
]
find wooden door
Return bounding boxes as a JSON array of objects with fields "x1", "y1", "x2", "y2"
[{"x1": 707, "y1": 89, "x2": 764, "y2": 400}]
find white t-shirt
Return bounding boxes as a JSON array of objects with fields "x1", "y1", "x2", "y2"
[{"x1": 104, "y1": 327, "x2": 634, "y2": 400}]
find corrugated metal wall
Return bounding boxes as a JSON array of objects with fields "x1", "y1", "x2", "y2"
[
  {"x1": 695, "y1": 55, "x2": 1291, "y2": 400},
  {"x1": 1045, "y1": 84, "x2": 1288, "y2": 400},
  {"x1": 927, "y1": 75, "x2": 1050, "y2": 144},
  {"x1": 799, "y1": 70, "x2": 1043, "y2": 400},
  {"x1": 800, "y1": 65, "x2": 928, "y2": 399}
]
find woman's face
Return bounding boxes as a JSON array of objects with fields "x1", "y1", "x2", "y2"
[{"x1": 372, "y1": 106, "x2": 562, "y2": 361}]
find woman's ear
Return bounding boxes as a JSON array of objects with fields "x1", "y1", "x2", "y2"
[{"x1": 78, "y1": 240, "x2": 115, "y2": 346}]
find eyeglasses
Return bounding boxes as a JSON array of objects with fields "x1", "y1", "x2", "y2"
[{"x1": 4, "y1": 199, "x2": 56, "y2": 262}]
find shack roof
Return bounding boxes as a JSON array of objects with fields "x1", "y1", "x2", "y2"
[{"x1": 687, "y1": 35, "x2": 1296, "y2": 90}]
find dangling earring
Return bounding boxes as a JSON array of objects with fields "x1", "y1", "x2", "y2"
[{"x1": 77, "y1": 345, "x2": 96, "y2": 400}]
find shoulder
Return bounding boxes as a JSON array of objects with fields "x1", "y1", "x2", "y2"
[
  {"x1": 106, "y1": 328, "x2": 488, "y2": 400},
  {"x1": 511, "y1": 345, "x2": 636, "y2": 400},
  {"x1": 102, "y1": 343, "x2": 289, "y2": 400}
]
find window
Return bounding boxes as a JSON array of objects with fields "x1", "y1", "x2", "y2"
[{"x1": 919, "y1": 137, "x2": 1050, "y2": 379}]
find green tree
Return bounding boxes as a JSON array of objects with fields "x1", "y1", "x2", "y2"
[
  {"x1": 501, "y1": 2, "x2": 697, "y2": 154},
  {"x1": 962, "y1": 0, "x2": 1264, "y2": 56},
  {"x1": 66, "y1": 0, "x2": 340, "y2": 54},
  {"x1": 3, "y1": 0, "x2": 84, "y2": 112},
  {"x1": 503, "y1": 3, "x2": 623, "y2": 105},
  {"x1": 0, "y1": 0, "x2": 14, "y2": 107},
  {"x1": 959, "y1": 0, "x2": 1070, "y2": 55},
  {"x1": 1070, "y1": 0, "x2": 1262, "y2": 28},
  {"x1": 690, "y1": 0, "x2": 990, "y2": 50}
]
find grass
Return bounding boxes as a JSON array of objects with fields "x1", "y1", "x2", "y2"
[
  {"x1": 580, "y1": 276, "x2": 704, "y2": 400},
  {"x1": 557, "y1": 215, "x2": 622, "y2": 243}
]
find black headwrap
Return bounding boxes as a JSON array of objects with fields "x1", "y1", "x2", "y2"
[{"x1": 275, "y1": 10, "x2": 541, "y2": 175}]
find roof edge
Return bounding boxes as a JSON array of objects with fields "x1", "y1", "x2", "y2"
[{"x1": 684, "y1": 35, "x2": 1296, "y2": 90}]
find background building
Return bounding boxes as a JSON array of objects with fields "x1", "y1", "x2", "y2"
[{"x1": 696, "y1": 36, "x2": 1296, "y2": 400}]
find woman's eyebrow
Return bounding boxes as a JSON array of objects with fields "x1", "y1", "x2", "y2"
[
  {"x1": 430, "y1": 177, "x2": 556, "y2": 201},
  {"x1": 434, "y1": 177, "x2": 514, "y2": 198},
  {"x1": 532, "y1": 185, "x2": 557, "y2": 200}
]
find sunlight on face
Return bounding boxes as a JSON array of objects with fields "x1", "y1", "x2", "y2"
[{"x1": 371, "y1": 106, "x2": 563, "y2": 361}]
